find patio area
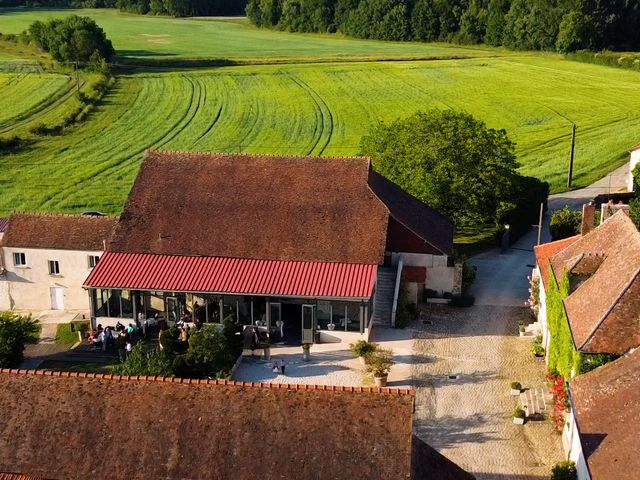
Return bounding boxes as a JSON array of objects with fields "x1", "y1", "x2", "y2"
[{"x1": 232, "y1": 326, "x2": 414, "y2": 387}]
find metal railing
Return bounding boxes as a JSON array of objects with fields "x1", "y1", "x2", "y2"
[{"x1": 390, "y1": 255, "x2": 404, "y2": 328}]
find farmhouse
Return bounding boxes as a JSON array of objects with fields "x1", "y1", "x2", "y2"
[
  {"x1": 532, "y1": 208, "x2": 640, "y2": 358},
  {"x1": 84, "y1": 150, "x2": 456, "y2": 344},
  {"x1": 0, "y1": 369, "x2": 473, "y2": 480},
  {"x1": 0, "y1": 213, "x2": 117, "y2": 312}
]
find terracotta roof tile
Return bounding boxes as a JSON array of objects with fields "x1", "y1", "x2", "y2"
[
  {"x1": 533, "y1": 235, "x2": 580, "y2": 290},
  {"x1": 0, "y1": 475, "x2": 45, "y2": 480},
  {"x1": 2, "y1": 213, "x2": 117, "y2": 251},
  {"x1": 0, "y1": 369, "x2": 414, "y2": 480},
  {"x1": 110, "y1": 151, "x2": 453, "y2": 265},
  {"x1": 568, "y1": 349, "x2": 640, "y2": 480},
  {"x1": 110, "y1": 150, "x2": 390, "y2": 264},
  {"x1": 549, "y1": 211, "x2": 640, "y2": 354}
]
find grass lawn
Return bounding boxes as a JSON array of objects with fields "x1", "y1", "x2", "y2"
[
  {"x1": 54, "y1": 323, "x2": 81, "y2": 345},
  {"x1": 0, "y1": 8, "x2": 497, "y2": 62},
  {"x1": 39, "y1": 359, "x2": 114, "y2": 373}
]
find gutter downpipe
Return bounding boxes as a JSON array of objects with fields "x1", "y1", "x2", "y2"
[{"x1": 391, "y1": 255, "x2": 404, "y2": 328}]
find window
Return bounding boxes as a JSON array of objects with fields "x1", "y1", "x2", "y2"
[
  {"x1": 13, "y1": 252, "x2": 26, "y2": 267},
  {"x1": 88, "y1": 255, "x2": 100, "y2": 269},
  {"x1": 48, "y1": 260, "x2": 60, "y2": 276}
]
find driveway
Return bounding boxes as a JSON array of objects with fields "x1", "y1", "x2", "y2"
[{"x1": 412, "y1": 165, "x2": 631, "y2": 479}]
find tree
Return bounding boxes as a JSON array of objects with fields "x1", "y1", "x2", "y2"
[
  {"x1": 458, "y1": 0, "x2": 488, "y2": 44},
  {"x1": 549, "y1": 206, "x2": 581, "y2": 240},
  {"x1": 629, "y1": 197, "x2": 640, "y2": 229},
  {"x1": 28, "y1": 16, "x2": 115, "y2": 64},
  {"x1": 186, "y1": 324, "x2": 234, "y2": 377},
  {"x1": 360, "y1": 109, "x2": 520, "y2": 228},
  {"x1": 0, "y1": 311, "x2": 40, "y2": 368},
  {"x1": 411, "y1": 0, "x2": 440, "y2": 41},
  {"x1": 556, "y1": 10, "x2": 591, "y2": 52},
  {"x1": 485, "y1": 0, "x2": 510, "y2": 45}
]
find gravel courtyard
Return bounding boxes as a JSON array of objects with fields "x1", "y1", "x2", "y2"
[{"x1": 413, "y1": 304, "x2": 564, "y2": 480}]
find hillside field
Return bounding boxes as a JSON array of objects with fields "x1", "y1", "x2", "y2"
[
  {"x1": 0, "y1": 9, "x2": 493, "y2": 62},
  {"x1": 0, "y1": 11, "x2": 639, "y2": 216}
]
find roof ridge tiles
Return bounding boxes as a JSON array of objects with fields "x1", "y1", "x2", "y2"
[
  {"x1": 0, "y1": 368, "x2": 415, "y2": 396},
  {"x1": 144, "y1": 148, "x2": 370, "y2": 162},
  {"x1": 10, "y1": 211, "x2": 117, "y2": 219}
]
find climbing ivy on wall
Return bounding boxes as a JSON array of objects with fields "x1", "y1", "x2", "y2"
[{"x1": 546, "y1": 270, "x2": 582, "y2": 379}]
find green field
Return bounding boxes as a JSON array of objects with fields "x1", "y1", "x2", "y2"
[
  {"x1": 0, "y1": 10, "x2": 638, "y2": 216},
  {"x1": 0, "y1": 8, "x2": 495, "y2": 62}
]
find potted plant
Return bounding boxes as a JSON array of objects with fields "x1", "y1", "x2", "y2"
[
  {"x1": 364, "y1": 348, "x2": 394, "y2": 387},
  {"x1": 531, "y1": 334, "x2": 545, "y2": 357},
  {"x1": 302, "y1": 343, "x2": 311, "y2": 361},
  {"x1": 513, "y1": 407, "x2": 526, "y2": 425},
  {"x1": 518, "y1": 320, "x2": 526, "y2": 336},
  {"x1": 350, "y1": 340, "x2": 377, "y2": 365},
  {"x1": 510, "y1": 381, "x2": 522, "y2": 396}
]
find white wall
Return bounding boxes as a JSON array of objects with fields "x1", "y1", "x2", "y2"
[
  {"x1": 564, "y1": 408, "x2": 591, "y2": 480},
  {"x1": 629, "y1": 148, "x2": 640, "y2": 192},
  {"x1": 0, "y1": 246, "x2": 100, "y2": 312},
  {"x1": 391, "y1": 252, "x2": 456, "y2": 293}
]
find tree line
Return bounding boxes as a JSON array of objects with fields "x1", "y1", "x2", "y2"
[
  {"x1": 0, "y1": 0, "x2": 247, "y2": 17},
  {"x1": 246, "y1": 0, "x2": 640, "y2": 52}
]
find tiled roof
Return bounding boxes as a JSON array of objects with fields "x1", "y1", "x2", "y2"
[
  {"x1": 568, "y1": 349, "x2": 640, "y2": 480},
  {"x1": 368, "y1": 171, "x2": 454, "y2": 255},
  {"x1": 549, "y1": 211, "x2": 640, "y2": 354},
  {"x1": 2, "y1": 213, "x2": 117, "y2": 251},
  {"x1": 0, "y1": 475, "x2": 45, "y2": 480},
  {"x1": 110, "y1": 150, "x2": 390, "y2": 264},
  {"x1": 0, "y1": 218, "x2": 8, "y2": 234},
  {"x1": 84, "y1": 251, "x2": 377, "y2": 299},
  {"x1": 0, "y1": 369, "x2": 414, "y2": 480},
  {"x1": 109, "y1": 150, "x2": 453, "y2": 265},
  {"x1": 534, "y1": 235, "x2": 580, "y2": 290}
]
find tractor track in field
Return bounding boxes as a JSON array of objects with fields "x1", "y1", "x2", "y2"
[
  {"x1": 288, "y1": 74, "x2": 334, "y2": 156},
  {"x1": 0, "y1": 74, "x2": 77, "y2": 134}
]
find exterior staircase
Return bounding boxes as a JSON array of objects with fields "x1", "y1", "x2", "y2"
[{"x1": 372, "y1": 266, "x2": 397, "y2": 328}]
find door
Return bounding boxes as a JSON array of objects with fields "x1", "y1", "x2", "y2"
[
  {"x1": 50, "y1": 287, "x2": 64, "y2": 310},
  {"x1": 269, "y1": 302, "x2": 281, "y2": 331},
  {"x1": 166, "y1": 297, "x2": 179, "y2": 324},
  {"x1": 301, "y1": 304, "x2": 315, "y2": 344}
]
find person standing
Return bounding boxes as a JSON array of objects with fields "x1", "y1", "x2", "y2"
[
  {"x1": 116, "y1": 333, "x2": 126, "y2": 362},
  {"x1": 280, "y1": 360, "x2": 286, "y2": 376}
]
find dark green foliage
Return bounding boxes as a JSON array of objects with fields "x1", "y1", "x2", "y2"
[
  {"x1": 0, "y1": 135, "x2": 26, "y2": 154},
  {"x1": 246, "y1": 0, "x2": 640, "y2": 52},
  {"x1": 350, "y1": 339, "x2": 377, "y2": 356},
  {"x1": 361, "y1": 109, "x2": 519, "y2": 229},
  {"x1": 159, "y1": 326, "x2": 179, "y2": 355},
  {"x1": 580, "y1": 353, "x2": 618, "y2": 374},
  {"x1": 0, "y1": 311, "x2": 40, "y2": 368},
  {"x1": 550, "y1": 206, "x2": 581, "y2": 240},
  {"x1": 629, "y1": 197, "x2": 640, "y2": 229},
  {"x1": 27, "y1": 16, "x2": 115, "y2": 63},
  {"x1": 551, "y1": 461, "x2": 577, "y2": 480},
  {"x1": 111, "y1": 344, "x2": 174, "y2": 376},
  {"x1": 513, "y1": 406, "x2": 526, "y2": 419},
  {"x1": 185, "y1": 324, "x2": 234, "y2": 378},
  {"x1": 462, "y1": 263, "x2": 476, "y2": 291},
  {"x1": 504, "y1": 174, "x2": 549, "y2": 242}
]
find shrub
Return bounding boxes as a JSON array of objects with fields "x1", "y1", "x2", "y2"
[
  {"x1": 513, "y1": 407, "x2": 526, "y2": 419},
  {"x1": 0, "y1": 135, "x2": 25, "y2": 153},
  {"x1": 531, "y1": 334, "x2": 545, "y2": 357},
  {"x1": 111, "y1": 344, "x2": 173, "y2": 377},
  {"x1": 186, "y1": 324, "x2": 233, "y2": 377},
  {"x1": 550, "y1": 206, "x2": 581, "y2": 240},
  {"x1": 364, "y1": 348, "x2": 394, "y2": 377},
  {"x1": 159, "y1": 326, "x2": 179, "y2": 355},
  {"x1": 551, "y1": 461, "x2": 577, "y2": 480},
  {"x1": 0, "y1": 311, "x2": 40, "y2": 368},
  {"x1": 510, "y1": 381, "x2": 522, "y2": 390},
  {"x1": 350, "y1": 340, "x2": 377, "y2": 357},
  {"x1": 461, "y1": 263, "x2": 476, "y2": 291},
  {"x1": 450, "y1": 294, "x2": 475, "y2": 307}
]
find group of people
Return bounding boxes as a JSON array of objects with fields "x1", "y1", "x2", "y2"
[{"x1": 88, "y1": 322, "x2": 142, "y2": 361}]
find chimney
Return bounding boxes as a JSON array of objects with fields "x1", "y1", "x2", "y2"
[{"x1": 581, "y1": 202, "x2": 596, "y2": 235}]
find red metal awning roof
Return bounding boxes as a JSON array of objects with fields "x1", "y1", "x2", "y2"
[{"x1": 84, "y1": 251, "x2": 377, "y2": 299}]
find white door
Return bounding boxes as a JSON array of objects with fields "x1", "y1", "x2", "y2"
[
  {"x1": 301, "y1": 304, "x2": 315, "y2": 344},
  {"x1": 50, "y1": 287, "x2": 64, "y2": 310}
]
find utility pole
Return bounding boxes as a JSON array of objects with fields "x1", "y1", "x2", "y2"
[
  {"x1": 567, "y1": 123, "x2": 576, "y2": 189},
  {"x1": 537, "y1": 202, "x2": 544, "y2": 246}
]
